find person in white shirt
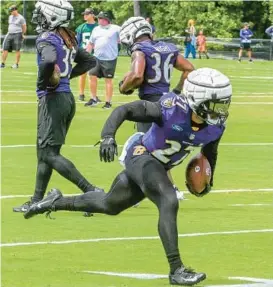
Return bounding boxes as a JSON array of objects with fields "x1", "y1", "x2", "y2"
[
  {"x1": 1, "y1": 5, "x2": 27, "y2": 69},
  {"x1": 86, "y1": 11, "x2": 120, "y2": 109}
]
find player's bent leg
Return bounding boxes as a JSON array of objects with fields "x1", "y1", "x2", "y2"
[
  {"x1": 40, "y1": 145, "x2": 98, "y2": 193},
  {"x1": 24, "y1": 170, "x2": 145, "y2": 219},
  {"x1": 126, "y1": 155, "x2": 206, "y2": 285}
]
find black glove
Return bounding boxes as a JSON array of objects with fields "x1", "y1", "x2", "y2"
[
  {"x1": 119, "y1": 80, "x2": 134, "y2": 95},
  {"x1": 99, "y1": 137, "x2": 118, "y2": 162},
  {"x1": 186, "y1": 182, "x2": 211, "y2": 197}
]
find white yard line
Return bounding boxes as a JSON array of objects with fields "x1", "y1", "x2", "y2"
[
  {"x1": 1, "y1": 229, "x2": 272, "y2": 248},
  {"x1": 1, "y1": 188, "x2": 273, "y2": 200},
  {"x1": 230, "y1": 203, "x2": 272, "y2": 207},
  {"x1": 1, "y1": 143, "x2": 273, "y2": 149},
  {"x1": 1, "y1": 101, "x2": 273, "y2": 105}
]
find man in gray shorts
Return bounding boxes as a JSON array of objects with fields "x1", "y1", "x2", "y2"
[
  {"x1": 1, "y1": 5, "x2": 27, "y2": 69},
  {"x1": 85, "y1": 11, "x2": 120, "y2": 109}
]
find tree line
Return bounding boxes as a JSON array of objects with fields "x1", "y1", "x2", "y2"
[{"x1": 1, "y1": 1, "x2": 272, "y2": 39}]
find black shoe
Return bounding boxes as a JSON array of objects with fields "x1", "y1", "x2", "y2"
[
  {"x1": 249, "y1": 59, "x2": 253, "y2": 63},
  {"x1": 83, "y1": 212, "x2": 94, "y2": 217},
  {"x1": 1, "y1": 63, "x2": 5, "y2": 68},
  {"x1": 24, "y1": 188, "x2": 62, "y2": 219},
  {"x1": 102, "y1": 102, "x2": 112, "y2": 109},
  {"x1": 79, "y1": 94, "x2": 85, "y2": 101},
  {"x1": 169, "y1": 266, "x2": 206, "y2": 286},
  {"x1": 84, "y1": 98, "x2": 98, "y2": 107},
  {"x1": 13, "y1": 200, "x2": 34, "y2": 212},
  {"x1": 95, "y1": 97, "x2": 101, "y2": 103},
  {"x1": 238, "y1": 58, "x2": 241, "y2": 63}
]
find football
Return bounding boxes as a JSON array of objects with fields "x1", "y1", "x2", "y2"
[
  {"x1": 185, "y1": 153, "x2": 211, "y2": 194},
  {"x1": 48, "y1": 64, "x2": 61, "y2": 88}
]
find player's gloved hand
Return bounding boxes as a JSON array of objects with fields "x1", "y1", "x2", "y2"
[
  {"x1": 99, "y1": 137, "x2": 118, "y2": 162},
  {"x1": 172, "y1": 88, "x2": 182, "y2": 95},
  {"x1": 119, "y1": 80, "x2": 134, "y2": 95},
  {"x1": 185, "y1": 182, "x2": 211, "y2": 197}
]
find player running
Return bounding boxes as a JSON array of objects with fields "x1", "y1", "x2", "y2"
[
  {"x1": 119, "y1": 17, "x2": 194, "y2": 200},
  {"x1": 24, "y1": 68, "x2": 232, "y2": 286},
  {"x1": 119, "y1": 16, "x2": 194, "y2": 133}
]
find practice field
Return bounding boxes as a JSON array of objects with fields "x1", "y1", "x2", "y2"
[{"x1": 1, "y1": 54, "x2": 273, "y2": 287}]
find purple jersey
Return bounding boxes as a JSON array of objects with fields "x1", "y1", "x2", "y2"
[
  {"x1": 132, "y1": 40, "x2": 179, "y2": 97},
  {"x1": 142, "y1": 93, "x2": 225, "y2": 169},
  {"x1": 36, "y1": 32, "x2": 76, "y2": 98}
]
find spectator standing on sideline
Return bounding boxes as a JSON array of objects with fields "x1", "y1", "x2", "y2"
[
  {"x1": 85, "y1": 11, "x2": 120, "y2": 109},
  {"x1": 184, "y1": 35, "x2": 192, "y2": 58},
  {"x1": 196, "y1": 30, "x2": 209, "y2": 59},
  {"x1": 185, "y1": 19, "x2": 196, "y2": 59},
  {"x1": 265, "y1": 25, "x2": 273, "y2": 40},
  {"x1": 145, "y1": 17, "x2": 156, "y2": 37},
  {"x1": 238, "y1": 22, "x2": 253, "y2": 62},
  {"x1": 1, "y1": 5, "x2": 27, "y2": 69},
  {"x1": 76, "y1": 8, "x2": 98, "y2": 102},
  {"x1": 266, "y1": 25, "x2": 273, "y2": 61}
]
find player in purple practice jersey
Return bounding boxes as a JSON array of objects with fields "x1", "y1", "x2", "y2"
[
  {"x1": 118, "y1": 17, "x2": 194, "y2": 200},
  {"x1": 119, "y1": 17, "x2": 194, "y2": 133},
  {"x1": 13, "y1": 0, "x2": 102, "y2": 213},
  {"x1": 24, "y1": 68, "x2": 232, "y2": 286}
]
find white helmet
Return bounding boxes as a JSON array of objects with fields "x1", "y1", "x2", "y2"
[
  {"x1": 183, "y1": 68, "x2": 232, "y2": 125},
  {"x1": 120, "y1": 17, "x2": 153, "y2": 49},
  {"x1": 32, "y1": 0, "x2": 74, "y2": 32}
]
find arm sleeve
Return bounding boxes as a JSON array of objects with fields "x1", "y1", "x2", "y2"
[
  {"x1": 201, "y1": 136, "x2": 222, "y2": 186},
  {"x1": 70, "y1": 48, "x2": 97, "y2": 79},
  {"x1": 101, "y1": 101, "x2": 163, "y2": 138},
  {"x1": 36, "y1": 42, "x2": 57, "y2": 90}
]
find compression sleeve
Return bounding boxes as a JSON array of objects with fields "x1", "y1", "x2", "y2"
[
  {"x1": 201, "y1": 136, "x2": 222, "y2": 186},
  {"x1": 101, "y1": 100, "x2": 163, "y2": 138},
  {"x1": 36, "y1": 42, "x2": 57, "y2": 90},
  {"x1": 70, "y1": 48, "x2": 97, "y2": 79}
]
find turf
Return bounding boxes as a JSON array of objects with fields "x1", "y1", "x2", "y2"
[{"x1": 1, "y1": 54, "x2": 273, "y2": 287}]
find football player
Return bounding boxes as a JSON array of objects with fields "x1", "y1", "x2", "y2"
[
  {"x1": 119, "y1": 17, "x2": 194, "y2": 200},
  {"x1": 119, "y1": 17, "x2": 194, "y2": 133},
  {"x1": 13, "y1": 0, "x2": 102, "y2": 213},
  {"x1": 24, "y1": 68, "x2": 232, "y2": 286}
]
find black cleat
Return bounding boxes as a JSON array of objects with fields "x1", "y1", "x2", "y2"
[
  {"x1": 78, "y1": 94, "x2": 85, "y2": 101},
  {"x1": 84, "y1": 98, "x2": 98, "y2": 107},
  {"x1": 13, "y1": 200, "x2": 34, "y2": 212},
  {"x1": 169, "y1": 266, "x2": 206, "y2": 286},
  {"x1": 102, "y1": 102, "x2": 112, "y2": 109},
  {"x1": 24, "y1": 188, "x2": 62, "y2": 219},
  {"x1": 83, "y1": 212, "x2": 94, "y2": 217}
]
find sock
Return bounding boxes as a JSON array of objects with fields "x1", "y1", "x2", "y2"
[{"x1": 167, "y1": 251, "x2": 183, "y2": 274}]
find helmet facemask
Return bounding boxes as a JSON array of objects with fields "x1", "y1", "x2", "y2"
[{"x1": 194, "y1": 98, "x2": 231, "y2": 126}]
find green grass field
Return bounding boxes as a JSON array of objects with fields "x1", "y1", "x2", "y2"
[{"x1": 1, "y1": 54, "x2": 273, "y2": 287}]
